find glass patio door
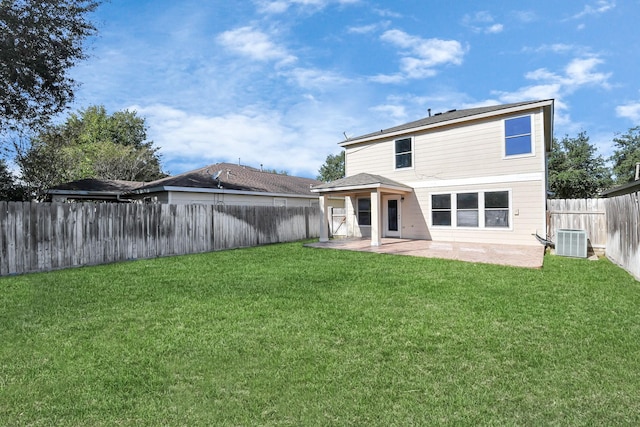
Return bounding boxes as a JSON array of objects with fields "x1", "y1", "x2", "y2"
[{"x1": 384, "y1": 196, "x2": 401, "y2": 237}]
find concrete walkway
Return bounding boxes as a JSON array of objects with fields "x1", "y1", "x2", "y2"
[{"x1": 306, "y1": 238, "x2": 545, "y2": 269}]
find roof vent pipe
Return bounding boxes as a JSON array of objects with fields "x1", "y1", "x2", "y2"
[
  {"x1": 428, "y1": 108, "x2": 431, "y2": 117},
  {"x1": 635, "y1": 162, "x2": 640, "y2": 181}
]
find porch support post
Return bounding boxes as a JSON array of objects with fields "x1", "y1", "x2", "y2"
[
  {"x1": 371, "y1": 190, "x2": 382, "y2": 246},
  {"x1": 319, "y1": 194, "x2": 329, "y2": 242}
]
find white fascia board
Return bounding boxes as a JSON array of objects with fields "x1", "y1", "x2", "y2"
[
  {"x1": 341, "y1": 100, "x2": 554, "y2": 147},
  {"x1": 134, "y1": 186, "x2": 316, "y2": 199},
  {"x1": 312, "y1": 183, "x2": 411, "y2": 194}
]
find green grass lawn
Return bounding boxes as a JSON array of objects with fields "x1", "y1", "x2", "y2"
[{"x1": 1, "y1": 242, "x2": 639, "y2": 426}]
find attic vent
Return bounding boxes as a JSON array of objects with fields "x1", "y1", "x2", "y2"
[{"x1": 555, "y1": 229, "x2": 588, "y2": 258}]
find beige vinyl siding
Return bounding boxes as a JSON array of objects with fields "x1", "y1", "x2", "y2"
[
  {"x1": 346, "y1": 108, "x2": 547, "y2": 182},
  {"x1": 417, "y1": 180, "x2": 545, "y2": 246},
  {"x1": 344, "y1": 109, "x2": 547, "y2": 246}
]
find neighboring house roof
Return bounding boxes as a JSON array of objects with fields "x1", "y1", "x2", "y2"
[
  {"x1": 47, "y1": 178, "x2": 145, "y2": 200},
  {"x1": 128, "y1": 162, "x2": 320, "y2": 198},
  {"x1": 600, "y1": 180, "x2": 640, "y2": 197},
  {"x1": 342, "y1": 99, "x2": 554, "y2": 149},
  {"x1": 312, "y1": 173, "x2": 412, "y2": 194}
]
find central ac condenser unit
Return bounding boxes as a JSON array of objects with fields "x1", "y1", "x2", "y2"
[{"x1": 555, "y1": 229, "x2": 588, "y2": 258}]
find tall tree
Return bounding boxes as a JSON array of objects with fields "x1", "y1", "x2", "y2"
[
  {"x1": 0, "y1": 158, "x2": 17, "y2": 200},
  {"x1": 16, "y1": 105, "x2": 166, "y2": 198},
  {"x1": 317, "y1": 151, "x2": 345, "y2": 182},
  {"x1": 610, "y1": 126, "x2": 640, "y2": 184},
  {"x1": 548, "y1": 132, "x2": 612, "y2": 199},
  {"x1": 0, "y1": 0, "x2": 101, "y2": 134}
]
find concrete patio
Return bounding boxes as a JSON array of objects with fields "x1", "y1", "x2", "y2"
[{"x1": 306, "y1": 238, "x2": 546, "y2": 269}]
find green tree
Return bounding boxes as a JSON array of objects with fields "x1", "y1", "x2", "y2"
[
  {"x1": 317, "y1": 151, "x2": 345, "y2": 182},
  {"x1": 0, "y1": 0, "x2": 101, "y2": 134},
  {"x1": 610, "y1": 126, "x2": 640, "y2": 184},
  {"x1": 0, "y1": 158, "x2": 24, "y2": 200},
  {"x1": 548, "y1": 132, "x2": 612, "y2": 199},
  {"x1": 16, "y1": 105, "x2": 166, "y2": 198}
]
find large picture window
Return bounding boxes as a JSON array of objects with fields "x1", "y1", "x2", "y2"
[
  {"x1": 505, "y1": 115, "x2": 532, "y2": 156},
  {"x1": 395, "y1": 137, "x2": 412, "y2": 169},
  {"x1": 357, "y1": 197, "x2": 371, "y2": 226},
  {"x1": 431, "y1": 190, "x2": 511, "y2": 229}
]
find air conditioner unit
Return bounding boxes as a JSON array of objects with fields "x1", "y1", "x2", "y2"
[{"x1": 555, "y1": 229, "x2": 588, "y2": 258}]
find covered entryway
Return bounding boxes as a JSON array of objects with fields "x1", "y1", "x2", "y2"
[{"x1": 312, "y1": 173, "x2": 413, "y2": 246}]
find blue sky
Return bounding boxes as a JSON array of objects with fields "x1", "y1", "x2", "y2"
[{"x1": 68, "y1": 0, "x2": 640, "y2": 178}]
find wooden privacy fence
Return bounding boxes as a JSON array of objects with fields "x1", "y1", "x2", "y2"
[
  {"x1": 605, "y1": 192, "x2": 640, "y2": 281},
  {"x1": 0, "y1": 202, "x2": 321, "y2": 276},
  {"x1": 547, "y1": 198, "x2": 607, "y2": 250}
]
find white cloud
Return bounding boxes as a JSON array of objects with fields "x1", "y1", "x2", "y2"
[
  {"x1": 131, "y1": 102, "x2": 356, "y2": 177},
  {"x1": 462, "y1": 11, "x2": 504, "y2": 34},
  {"x1": 347, "y1": 21, "x2": 390, "y2": 34},
  {"x1": 216, "y1": 26, "x2": 297, "y2": 65},
  {"x1": 370, "y1": 104, "x2": 406, "y2": 120},
  {"x1": 527, "y1": 43, "x2": 577, "y2": 54},
  {"x1": 490, "y1": 56, "x2": 611, "y2": 130},
  {"x1": 571, "y1": 0, "x2": 615, "y2": 19},
  {"x1": 283, "y1": 67, "x2": 351, "y2": 90},
  {"x1": 511, "y1": 10, "x2": 537, "y2": 23},
  {"x1": 616, "y1": 102, "x2": 640, "y2": 122},
  {"x1": 255, "y1": 0, "x2": 359, "y2": 14},
  {"x1": 375, "y1": 29, "x2": 465, "y2": 82},
  {"x1": 525, "y1": 57, "x2": 611, "y2": 90}
]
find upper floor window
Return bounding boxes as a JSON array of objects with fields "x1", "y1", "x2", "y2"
[
  {"x1": 505, "y1": 115, "x2": 532, "y2": 156},
  {"x1": 395, "y1": 137, "x2": 413, "y2": 169}
]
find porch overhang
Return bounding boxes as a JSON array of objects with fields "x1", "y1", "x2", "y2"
[
  {"x1": 311, "y1": 173, "x2": 413, "y2": 196},
  {"x1": 312, "y1": 173, "x2": 413, "y2": 246}
]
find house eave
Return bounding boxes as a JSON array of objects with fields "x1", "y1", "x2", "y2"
[
  {"x1": 340, "y1": 99, "x2": 555, "y2": 147},
  {"x1": 312, "y1": 183, "x2": 411, "y2": 195}
]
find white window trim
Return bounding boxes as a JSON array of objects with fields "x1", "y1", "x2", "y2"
[
  {"x1": 393, "y1": 136, "x2": 415, "y2": 170},
  {"x1": 503, "y1": 114, "x2": 535, "y2": 159},
  {"x1": 430, "y1": 189, "x2": 513, "y2": 231}
]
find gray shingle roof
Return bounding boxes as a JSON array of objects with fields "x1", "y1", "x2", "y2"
[
  {"x1": 133, "y1": 162, "x2": 320, "y2": 196},
  {"x1": 345, "y1": 99, "x2": 552, "y2": 143}
]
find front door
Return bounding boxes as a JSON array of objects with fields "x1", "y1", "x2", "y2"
[{"x1": 383, "y1": 196, "x2": 401, "y2": 237}]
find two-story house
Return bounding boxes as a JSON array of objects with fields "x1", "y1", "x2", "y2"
[{"x1": 313, "y1": 99, "x2": 554, "y2": 247}]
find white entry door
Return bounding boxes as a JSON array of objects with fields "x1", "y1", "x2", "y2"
[{"x1": 383, "y1": 196, "x2": 401, "y2": 237}]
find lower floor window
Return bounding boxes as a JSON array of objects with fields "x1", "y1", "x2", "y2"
[
  {"x1": 484, "y1": 191, "x2": 509, "y2": 227},
  {"x1": 432, "y1": 190, "x2": 510, "y2": 228},
  {"x1": 357, "y1": 197, "x2": 371, "y2": 226}
]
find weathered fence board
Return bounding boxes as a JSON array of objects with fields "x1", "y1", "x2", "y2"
[
  {"x1": 547, "y1": 198, "x2": 607, "y2": 250},
  {"x1": 0, "y1": 202, "x2": 321, "y2": 276},
  {"x1": 605, "y1": 192, "x2": 640, "y2": 281}
]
